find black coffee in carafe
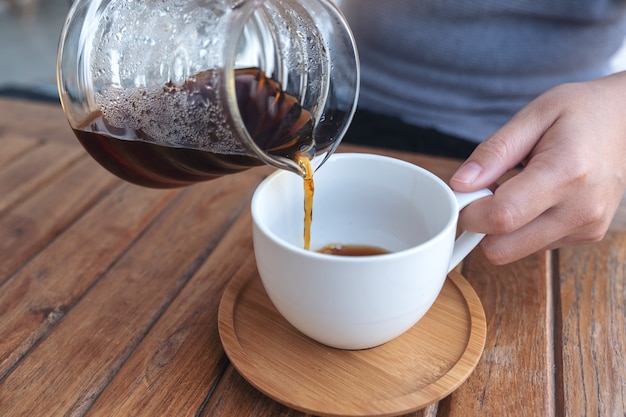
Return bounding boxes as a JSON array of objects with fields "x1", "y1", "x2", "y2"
[{"x1": 73, "y1": 68, "x2": 314, "y2": 188}]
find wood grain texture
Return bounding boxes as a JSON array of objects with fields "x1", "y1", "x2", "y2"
[
  {"x1": 0, "y1": 133, "x2": 41, "y2": 168},
  {"x1": 0, "y1": 183, "x2": 178, "y2": 381},
  {"x1": 86, "y1": 181, "x2": 266, "y2": 416},
  {"x1": 0, "y1": 98, "x2": 76, "y2": 145},
  {"x1": 441, "y1": 250, "x2": 555, "y2": 416},
  {"x1": 0, "y1": 172, "x2": 260, "y2": 416},
  {"x1": 0, "y1": 140, "x2": 84, "y2": 213},
  {"x1": 557, "y1": 232, "x2": 626, "y2": 417},
  {"x1": 218, "y1": 270, "x2": 485, "y2": 416},
  {"x1": 0, "y1": 155, "x2": 118, "y2": 285},
  {"x1": 0, "y1": 98, "x2": 625, "y2": 417}
]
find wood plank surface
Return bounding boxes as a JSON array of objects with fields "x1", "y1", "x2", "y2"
[
  {"x1": 0, "y1": 97, "x2": 625, "y2": 417},
  {"x1": 0, "y1": 170, "x2": 263, "y2": 415},
  {"x1": 0, "y1": 140, "x2": 84, "y2": 213},
  {"x1": 0, "y1": 98, "x2": 76, "y2": 146},
  {"x1": 0, "y1": 183, "x2": 179, "y2": 383},
  {"x1": 557, "y1": 232, "x2": 626, "y2": 417},
  {"x1": 0, "y1": 133, "x2": 41, "y2": 168},
  {"x1": 85, "y1": 175, "x2": 266, "y2": 416},
  {"x1": 0, "y1": 155, "x2": 119, "y2": 284},
  {"x1": 443, "y1": 251, "x2": 554, "y2": 416}
]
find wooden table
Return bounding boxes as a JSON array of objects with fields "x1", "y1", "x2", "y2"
[{"x1": 0, "y1": 97, "x2": 625, "y2": 416}]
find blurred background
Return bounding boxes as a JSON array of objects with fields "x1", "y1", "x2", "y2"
[
  {"x1": 0, "y1": 0, "x2": 72, "y2": 102},
  {"x1": 2, "y1": 0, "x2": 626, "y2": 105}
]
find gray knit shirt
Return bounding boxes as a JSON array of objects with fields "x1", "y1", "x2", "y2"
[{"x1": 339, "y1": 0, "x2": 626, "y2": 142}]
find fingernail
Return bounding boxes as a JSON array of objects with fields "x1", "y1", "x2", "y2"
[{"x1": 452, "y1": 161, "x2": 482, "y2": 184}]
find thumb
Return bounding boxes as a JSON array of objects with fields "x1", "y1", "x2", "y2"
[{"x1": 450, "y1": 104, "x2": 554, "y2": 192}]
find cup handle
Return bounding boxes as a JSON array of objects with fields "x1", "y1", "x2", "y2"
[{"x1": 448, "y1": 188, "x2": 493, "y2": 272}]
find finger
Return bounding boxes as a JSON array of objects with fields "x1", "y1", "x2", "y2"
[
  {"x1": 451, "y1": 98, "x2": 558, "y2": 192},
  {"x1": 458, "y1": 157, "x2": 563, "y2": 236},
  {"x1": 476, "y1": 220, "x2": 555, "y2": 265},
  {"x1": 476, "y1": 203, "x2": 574, "y2": 264},
  {"x1": 478, "y1": 200, "x2": 614, "y2": 265}
]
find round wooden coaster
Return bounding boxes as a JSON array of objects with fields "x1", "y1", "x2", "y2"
[{"x1": 218, "y1": 270, "x2": 486, "y2": 417}]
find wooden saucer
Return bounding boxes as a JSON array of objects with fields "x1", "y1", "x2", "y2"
[{"x1": 218, "y1": 270, "x2": 486, "y2": 417}]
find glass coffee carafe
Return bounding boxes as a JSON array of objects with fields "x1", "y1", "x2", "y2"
[{"x1": 57, "y1": 0, "x2": 359, "y2": 188}]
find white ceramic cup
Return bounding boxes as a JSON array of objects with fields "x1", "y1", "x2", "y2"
[{"x1": 251, "y1": 153, "x2": 492, "y2": 350}]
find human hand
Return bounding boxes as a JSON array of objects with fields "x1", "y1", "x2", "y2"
[{"x1": 450, "y1": 72, "x2": 626, "y2": 264}]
